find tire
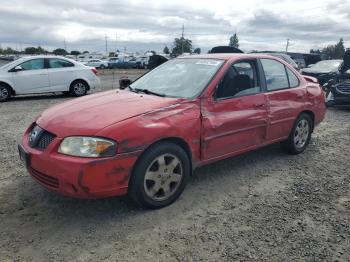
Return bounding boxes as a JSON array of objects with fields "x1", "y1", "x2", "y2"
[
  {"x1": 70, "y1": 80, "x2": 88, "y2": 97},
  {"x1": 281, "y1": 113, "x2": 312, "y2": 155},
  {"x1": 100, "y1": 64, "x2": 105, "y2": 69},
  {"x1": 129, "y1": 142, "x2": 190, "y2": 209},
  {"x1": 0, "y1": 84, "x2": 11, "y2": 102}
]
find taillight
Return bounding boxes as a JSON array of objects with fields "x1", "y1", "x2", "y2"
[{"x1": 91, "y1": 67, "x2": 98, "y2": 75}]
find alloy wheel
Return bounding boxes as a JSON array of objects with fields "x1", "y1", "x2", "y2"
[
  {"x1": 294, "y1": 119, "x2": 310, "y2": 149},
  {"x1": 73, "y1": 82, "x2": 86, "y2": 96},
  {"x1": 144, "y1": 153, "x2": 183, "y2": 201}
]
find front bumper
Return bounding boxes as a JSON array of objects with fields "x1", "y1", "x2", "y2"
[{"x1": 20, "y1": 125, "x2": 141, "y2": 199}]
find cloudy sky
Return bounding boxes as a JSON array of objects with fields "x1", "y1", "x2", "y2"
[{"x1": 0, "y1": 0, "x2": 349, "y2": 54}]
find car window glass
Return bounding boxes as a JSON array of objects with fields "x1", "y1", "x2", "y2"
[
  {"x1": 49, "y1": 58, "x2": 74, "y2": 68},
  {"x1": 216, "y1": 61, "x2": 260, "y2": 99},
  {"x1": 286, "y1": 67, "x2": 299, "y2": 88},
  {"x1": 261, "y1": 59, "x2": 289, "y2": 91},
  {"x1": 19, "y1": 59, "x2": 45, "y2": 70}
]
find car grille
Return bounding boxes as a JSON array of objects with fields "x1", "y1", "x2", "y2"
[
  {"x1": 36, "y1": 131, "x2": 56, "y2": 149},
  {"x1": 336, "y1": 80, "x2": 350, "y2": 94},
  {"x1": 29, "y1": 167, "x2": 59, "y2": 188},
  {"x1": 29, "y1": 125, "x2": 56, "y2": 150}
]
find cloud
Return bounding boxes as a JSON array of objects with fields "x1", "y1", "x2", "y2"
[{"x1": 0, "y1": 0, "x2": 348, "y2": 53}]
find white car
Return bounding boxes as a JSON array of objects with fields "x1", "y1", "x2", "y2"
[
  {"x1": 84, "y1": 59, "x2": 109, "y2": 69},
  {"x1": 0, "y1": 56, "x2": 101, "y2": 102}
]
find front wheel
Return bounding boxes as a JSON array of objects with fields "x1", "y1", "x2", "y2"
[
  {"x1": 70, "y1": 80, "x2": 88, "y2": 97},
  {"x1": 281, "y1": 113, "x2": 312, "y2": 154},
  {"x1": 0, "y1": 84, "x2": 11, "y2": 102},
  {"x1": 129, "y1": 142, "x2": 190, "y2": 209}
]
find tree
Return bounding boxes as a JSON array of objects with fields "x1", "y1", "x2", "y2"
[
  {"x1": 171, "y1": 37, "x2": 192, "y2": 56},
  {"x1": 193, "y1": 48, "x2": 201, "y2": 54},
  {"x1": 229, "y1": 33, "x2": 239, "y2": 48},
  {"x1": 1, "y1": 47, "x2": 19, "y2": 55},
  {"x1": 24, "y1": 46, "x2": 47, "y2": 54},
  {"x1": 163, "y1": 46, "x2": 170, "y2": 54},
  {"x1": 322, "y1": 38, "x2": 345, "y2": 59},
  {"x1": 70, "y1": 50, "x2": 80, "y2": 56},
  {"x1": 53, "y1": 48, "x2": 67, "y2": 56}
]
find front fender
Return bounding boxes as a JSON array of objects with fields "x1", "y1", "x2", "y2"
[{"x1": 96, "y1": 100, "x2": 202, "y2": 163}]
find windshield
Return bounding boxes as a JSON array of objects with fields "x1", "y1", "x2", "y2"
[
  {"x1": 312, "y1": 60, "x2": 342, "y2": 71},
  {"x1": 129, "y1": 58, "x2": 224, "y2": 98}
]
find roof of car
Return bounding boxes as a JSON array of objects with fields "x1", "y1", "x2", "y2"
[{"x1": 178, "y1": 53, "x2": 283, "y2": 60}]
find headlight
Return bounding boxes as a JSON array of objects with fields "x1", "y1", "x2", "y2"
[{"x1": 58, "y1": 137, "x2": 117, "y2": 158}]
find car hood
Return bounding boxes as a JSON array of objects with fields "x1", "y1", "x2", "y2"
[{"x1": 37, "y1": 90, "x2": 184, "y2": 137}]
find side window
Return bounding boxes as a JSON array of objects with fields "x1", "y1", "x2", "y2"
[
  {"x1": 49, "y1": 58, "x2": 74, "y2": 68},
  {"x1": 216, "y1": 61, "x2": 260, "y2": 99},
  {"x1": 261, "y1": 59, "x2": 289, "y2": 91},
  {"x1": 286, "y1": 67, "x2": 300, "y2": 88},
  {"x1": 19, "y1": 59, "x2": 45, "y2": 70}
]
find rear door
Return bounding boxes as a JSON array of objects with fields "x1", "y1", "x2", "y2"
[
  {"x1": 47, "y1": 58, "x2": 76, "y2": 92},
  {"x1": 260, "y1": 58, "x2": 306, "y2": 141},
  {"x1": 11, "y1": 58, "x2": 50, "y2": 94},
  {"x1": 201, "y1": 59, "x2": 268, "y2": 160}
]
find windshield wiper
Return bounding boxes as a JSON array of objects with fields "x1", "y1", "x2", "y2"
[{"x1": 133, "y1": 88, "x2": 166, "y2": 97}]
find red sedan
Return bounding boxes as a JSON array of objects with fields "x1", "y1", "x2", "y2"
[{"x1": 19, "y1": 54, "x2": 326, "y2": 208}]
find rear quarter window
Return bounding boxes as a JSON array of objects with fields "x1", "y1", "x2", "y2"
[{"x1": 286, "y1": 67, "x2": 300, "y2": 87}]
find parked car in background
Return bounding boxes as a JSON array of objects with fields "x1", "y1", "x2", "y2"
[
  {"x1": 19, "y1": 54, "x2": 325, "y2": 209},
  {"x1": 323, "y1": 50, "x2": 350, "y2": 106},
  {"x1": 0, "y1": 56, "x2": 101, "y2": 102},
  {"x1": 301, "y1": 59, "x2": 343, "y2": 85},
  {"x1": 108, "y1": 57, "x2": 133, "y2": 69},
  {"x1": 84, "y1": 59, "x2": 108, "y2": 69}
]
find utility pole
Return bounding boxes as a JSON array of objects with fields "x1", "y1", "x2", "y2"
[
  {"x1": 105, "y1": 35, "x2": 108, "y2": 56},
  {"x1": 285, "y1": 38, "x2": 290, "y2": 52},
  {"x1": 115, "y1": 32, "x2": 118, "y2": 53},
  {"x1": 181, "y1": 24, "x2": 185, "y2": 54}
]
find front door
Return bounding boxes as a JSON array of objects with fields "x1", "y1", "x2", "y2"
[
  {"x1": 11, "y1": 58, "x2": 50, "y2": 94},
  {"x1": 201, "y1": 60, "x2": 268, "y2": 160}
]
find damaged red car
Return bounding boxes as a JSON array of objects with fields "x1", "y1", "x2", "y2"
[{"x1": 19, "y1": 54, "x2": 326, "y2": 208}]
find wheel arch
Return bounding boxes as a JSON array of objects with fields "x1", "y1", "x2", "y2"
[{"x1": 0, "y1": 81, "x2": 16, "y2": 95}]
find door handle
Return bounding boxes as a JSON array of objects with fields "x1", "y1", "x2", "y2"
[{"x1": 254, "y1": 103, "x2": 266, "y2": 108}]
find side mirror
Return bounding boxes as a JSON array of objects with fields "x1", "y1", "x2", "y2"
[
  {"x1": 119, "y1": 77, "x2": 132, "y2": 89},
  {"x1": 12, "y1": 65, "x2": 23, "y2": 72}
]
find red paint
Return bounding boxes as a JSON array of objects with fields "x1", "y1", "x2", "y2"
[{"x1": 20, "y1": 54, "x2": 326, "y2": 199}]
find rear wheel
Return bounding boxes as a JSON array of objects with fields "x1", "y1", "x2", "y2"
[
  {"x1": 281, "y1": 113, "x2": 312, "y2": 154},
  {"x1": 129, "y1": 142, "x2": 190, "y2": 209},
  {"x1": 70, "y1": 80, "x2": 88, "y2": 97},
  {"x1": 0, "y1": 84, "x2": 11, "y2": 102},
  {"x1": 100, "y1": 64, "x2": 106, "y2": 69}
]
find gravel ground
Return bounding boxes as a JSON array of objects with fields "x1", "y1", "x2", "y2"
[{"x1": 0, "y1": 71, "x2": 349, "y2": 261}]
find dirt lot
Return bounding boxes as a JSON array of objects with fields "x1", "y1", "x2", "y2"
[{"x1": 0, "y1": 71, "x2": 349, "y2": 261}]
